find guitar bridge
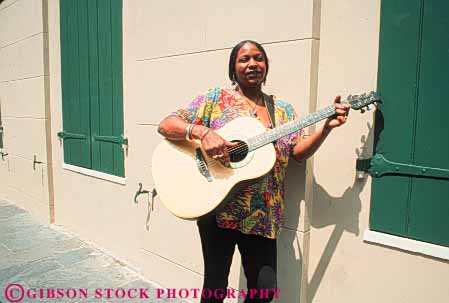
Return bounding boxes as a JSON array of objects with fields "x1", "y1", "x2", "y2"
[{"x1": 196, "y1": 148, "x2": 213, "y2": 182}]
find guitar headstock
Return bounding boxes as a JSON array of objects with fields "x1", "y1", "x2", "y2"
[{"x1": 344, "y1": 91, "x2": 381, "y2": 113}]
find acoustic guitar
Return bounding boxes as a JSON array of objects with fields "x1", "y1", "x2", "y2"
[{"x1": 152, "y1": 92, "x2": 380, "y2": 220}]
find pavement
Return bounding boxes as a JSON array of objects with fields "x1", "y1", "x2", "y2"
[{"x1": 0, "y1": 199, "x2": 188, "y2": 303}]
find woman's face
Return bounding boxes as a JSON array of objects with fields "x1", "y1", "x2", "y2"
[{"x1": 234, "y1": 42, "x2": 267, "y2": 88}]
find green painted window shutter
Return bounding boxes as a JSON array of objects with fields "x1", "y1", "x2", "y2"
[
  {"x1": 60, "y1": 0, "x2": 124, "y2": 177},
  {"x1": 371, "y1": 0, "x2": 449, "y2": 246}
]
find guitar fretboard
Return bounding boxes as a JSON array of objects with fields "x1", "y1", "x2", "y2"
[{"x1": 247, "y1": 104, "x2": 336, "y2": 151}]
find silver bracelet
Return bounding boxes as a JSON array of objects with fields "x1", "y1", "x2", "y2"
[{"x1": 185, "y1": 124, "x2": 193, "y2": 141}]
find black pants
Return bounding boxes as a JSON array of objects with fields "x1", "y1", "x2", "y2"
[{"x1": 197, "y1": 215, "x2": 277, "y2": 303}]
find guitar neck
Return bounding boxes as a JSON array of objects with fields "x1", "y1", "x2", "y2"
[{"x1": 247, "y1": 104, "x2": 336, "y2": 151}]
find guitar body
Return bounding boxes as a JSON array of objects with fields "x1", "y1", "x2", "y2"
[{"x1": 152, "y1": 117, "x2": 276, "y2": 220}]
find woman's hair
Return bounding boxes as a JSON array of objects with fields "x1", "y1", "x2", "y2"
[{"x1": 228, "y1": 40, "x2": 269, "y2": 85}]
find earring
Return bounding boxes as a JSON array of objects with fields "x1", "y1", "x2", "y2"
[{"x1": 231, "y1": 74, "x2": 236, "y2": 86}]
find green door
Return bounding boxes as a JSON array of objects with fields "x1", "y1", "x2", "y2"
[{"x1": 370, "y1": 0, "x2": 449, "y2": 246}]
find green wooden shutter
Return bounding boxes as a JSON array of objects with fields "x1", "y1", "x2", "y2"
[
  {"x1": 111, "y1": 0, "x2": 125, "y2": 178},
  {"x1": 60, "y1": 0, "x2": 92, "y2": 168},
  {"x1": 371, "y1": 0, "x2": 449, "y2": 246},
  {"x1": 90, "y1": 0, "x2": 124, "y2": 177},
  {"x1": 60, "y1": 0, "x2": 124, "y2": 177}
]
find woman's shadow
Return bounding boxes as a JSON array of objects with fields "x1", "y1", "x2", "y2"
[
  {"x1": 307, "y1": 162, "x2": 367, "y2": 301},
  {"x1": 307, "y1": 122, "x2": 374, "y2": 302},
  {"x1": 237, "y1": 121, "x2": 374, "y2": 302}
]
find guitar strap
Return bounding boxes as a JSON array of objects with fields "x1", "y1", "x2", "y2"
[{"x1": 263, "y1": 93, "x2": 276, "y2": 128}]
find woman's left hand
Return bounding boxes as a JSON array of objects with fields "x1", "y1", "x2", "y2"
[{"x1": 324, "y1": 95, "x2": 351, "y2": 130}]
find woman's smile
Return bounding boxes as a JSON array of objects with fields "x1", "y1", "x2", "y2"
[{"x1": 234, "y1": 42, "x2": 267, "y2": 88}]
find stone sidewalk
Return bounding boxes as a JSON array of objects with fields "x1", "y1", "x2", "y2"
[{"x1": 0, "y1": 199, "x2": 188, "y2": 303}]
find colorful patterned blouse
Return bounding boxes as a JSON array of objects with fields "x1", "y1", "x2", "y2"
[{"x1": 173, "y1": 87, "x2": 303, "y2": 239}]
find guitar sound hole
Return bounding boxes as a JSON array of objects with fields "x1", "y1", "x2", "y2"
[{"x1": 229, "y1": 140, "x2": 249, "y2": 163}]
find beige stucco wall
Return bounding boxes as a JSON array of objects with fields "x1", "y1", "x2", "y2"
[
  {"x1": 46, "y1": 0, "x2": 319, "y2": 302},
  {"x1": 0, "y1": 0, "x2": 53, "y2": 223},
  {"x1": 309, "y1": 1, "x2": 449, "y2": 303},
  {"x1": 127, "y1": 1, "x2": 321, "y2": 302},
  {"x1": 2, "y1": 1, "x2": 448, "y2": 303}
]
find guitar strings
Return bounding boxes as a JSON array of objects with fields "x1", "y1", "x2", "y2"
[
  {"x1": 227, "y1": 142, "x2": 248, "y2": 154},
  {"x1": 203, "y1": 98, "x2": 375, "y2": 168},
  {"x1": 205, "y1": 107, "x2": 328, "y2": 165},
  {"x1": 200, "y1": 142, "x2": 248, "y2": 170},
  {"x1": 216, "y1": 102, "x2": 365, "y2": 160},
  {"x1": 202, "y1": 102, "x2": 357, "y2": 168}
]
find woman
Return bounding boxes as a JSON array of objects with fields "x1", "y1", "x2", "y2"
[{"x1": 158, "y1": 40, "x2": 350, "y2": 303}]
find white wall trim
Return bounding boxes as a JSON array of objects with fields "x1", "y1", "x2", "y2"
[
  {"x1": 62, "y1": 163, "x2": 126, "y2": 185},
  {"x1": 363, "y1": 229, "x2": 449, "y2": 261}
]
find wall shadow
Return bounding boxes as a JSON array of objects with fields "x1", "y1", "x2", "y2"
[
  {"x1": 307, "y1": 173, "x2": 365, "y2": 301},
  {"x1": 307, "y1": 121, "x2": 374, "y2": 302}
]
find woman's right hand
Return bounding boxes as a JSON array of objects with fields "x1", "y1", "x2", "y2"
[{"x1": 193, "y1": 126, "x2": 238, "y2": 164}]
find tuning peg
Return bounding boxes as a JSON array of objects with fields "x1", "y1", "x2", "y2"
[
  {"x1": 366, "y1": 105, "x2": 371, "y2": 111},
  {"x1": 360, "y1": 108, "x2": 366, "y2": 114}
]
